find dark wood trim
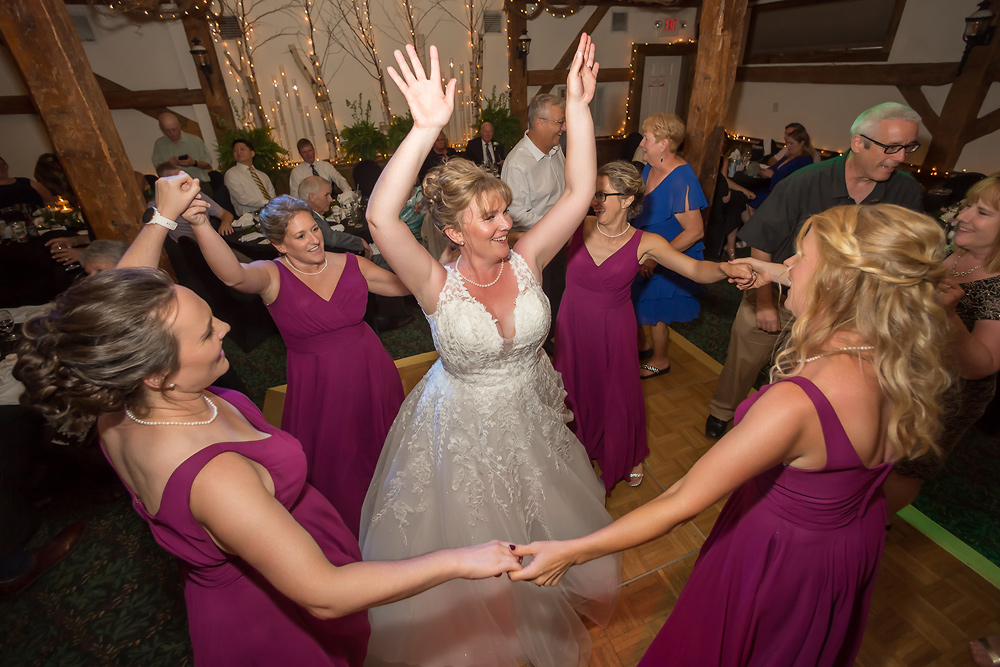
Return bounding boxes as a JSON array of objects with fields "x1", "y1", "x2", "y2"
[
  {"x1": 622, "y1": 41, "x2": 699, "y2": 135},
  {"x1": 0, "y1": 86, "x2": 206, "y2": 115},
  {"x1": 535, "y1": 5, "x2": 609, "y2": 96},
  {"x1": 897, "y1": 85, "x2": 939, "y2": 136},
  {"x1": 528, "y1": 67, "x2": 630, "y2": 87},
  {"x1": 737, "y1": 62, "x2": 958, "y2": 87},
  {"x1": 969, "y1": 106, "x2": 1000, "y2": 142},
  {"x1": 181, "y1": 15, "x2": 236, "y2": 145}
]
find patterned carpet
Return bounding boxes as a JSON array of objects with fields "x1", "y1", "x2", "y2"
[{"x1": 0, "y1": 282, "x2": 996, "y2": 665}]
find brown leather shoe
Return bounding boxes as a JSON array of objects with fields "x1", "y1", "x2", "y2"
[{"x1": 0, "y1": 522, "x2": 85, "y2": 597}]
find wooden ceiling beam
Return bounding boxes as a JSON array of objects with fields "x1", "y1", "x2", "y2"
[
  {"x1": 527, "y1": 67, "x2": 631, "y2": 87},
  {"x1": 897, "y1": 85, "x2": 939, "y2": 137},
  {"x1": 0, "y1": 86, "x2": 206, "y2": 114},
  {"x1": 737, "y1": 62, "x2": 958, "y2": 87},
  {"x1": 534, "y1": 6, "x2": 610, "y2": 96}
]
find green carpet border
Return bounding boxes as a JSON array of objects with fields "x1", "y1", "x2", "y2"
[{"x1": 898, "y1": 505, "x2": 1000, "y2": 590}]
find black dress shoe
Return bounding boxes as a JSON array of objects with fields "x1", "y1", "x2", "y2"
[
  {"x1": 704, "y1": 415, "x2": 729, "y2": 439},
  {"x1": 0, "y1": 522, "x2": 85, "y2": 597}
]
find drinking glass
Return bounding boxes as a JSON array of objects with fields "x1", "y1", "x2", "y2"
[{"x1": 0, "y1": 310, "x2": 15, "y2": 341}]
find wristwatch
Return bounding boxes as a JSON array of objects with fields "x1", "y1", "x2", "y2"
[{"x1": 143, "y1": 207, "x2": 177, "y2": 230}]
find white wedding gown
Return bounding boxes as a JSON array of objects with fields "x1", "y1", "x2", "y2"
[{"x1": 360, "y1": 251, "x2": 621, "y2": 667}]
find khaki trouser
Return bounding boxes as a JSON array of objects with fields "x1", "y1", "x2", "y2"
[{"x1": 708, "y1": 288, "x2": 795, "y2": 422}]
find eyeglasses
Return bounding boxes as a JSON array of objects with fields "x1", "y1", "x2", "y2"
[
  {"x1": 593, "y1": 191, "x2": 626, "y2": 202},
  {"x1": 858, "y1": 134, "x2": 921, "y2": 155},
  {"x1": 539, "y1": 116, "x2": 567, "y2": 126}
]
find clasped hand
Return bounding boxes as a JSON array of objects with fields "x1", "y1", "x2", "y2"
[{"x1": 155, "y1": 173, "x2": 211, "y2": 227}]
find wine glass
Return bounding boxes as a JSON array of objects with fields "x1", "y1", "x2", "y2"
[{"x1": 0, "y1": 310, "x2": 15, "y2": 341}]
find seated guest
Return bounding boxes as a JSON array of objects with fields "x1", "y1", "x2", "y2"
[
  {"x1": 297, "y1": 175, "x2": 372, "y2": 258},
  {"x1": 151, "y1": 112, "x2": 214, "y2": 188},
  {"x1": 464, "y1": 122, "x2": 505, "y2": 172},
  {"x1": 0, "y1": 155, "x2": 55, "y2": 210},
  {"x1": 33, "y1": 153, "x2": 75, "y2": 206},
  {"x1": 767, "y1": 122, "x2": 821, "y2": 166},
  {"x1": 81, "y1": 240, "x2": 128, "y2": 276},
  {"x1": 418, "y1": 131, "x2": 455, "y2": 182},
  {"x1": 223, "y1": 139, "x2": 274, "y2": 217},
  {"x1": 288, "y1": 138, "x2": 353, "y2": 202},
  {"x1": 156, "y1": 165, "x2": 234, "y2": 240},
  {"x1": 12, "y1": 177, "x2": 520, "y2": 663}
]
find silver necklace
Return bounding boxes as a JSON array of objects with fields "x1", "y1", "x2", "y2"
[
  {"x1": 456, "y1": 255, "x2": 504, "y2": 288},
  {"x1": 950, "y1": 253, "x2": 983, "y2": 277},
  {"x1": 125, "y1": 395, "x2": 219, "y2": 426},
  {"x1": 596, "y1": 221, "x2": 631, "y2": 239},
  {"x1": 283, "y1": 255, "x2": 328, "y2": 276},
  {"x1": 804, "y1": 345, "x2": 874, "y2": 363}
]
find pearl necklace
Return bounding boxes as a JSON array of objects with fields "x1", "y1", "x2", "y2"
[
  {"x1": 804, "y1": 345, "x2": 874, "y2": 363},
  {"x1": 125, "y1": 395, "x2": 219, "y2": 426},
  {"x1": 950, "y1": 253, "x2": 983, "y2": 277},
  {"x1": 283, "y1": 255, "x2": 328, "y2": 276},
  {"x1": 596, "y1": 221, "x2": 631, "y2": 239},
  {"x1": 456, "y1": 255, "x2": 504, "y2": 288}
]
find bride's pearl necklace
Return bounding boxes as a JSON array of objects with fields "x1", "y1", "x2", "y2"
[
  {"x1": 596, "y1": 221, "x2": 630, "y2": 239},
  {"x1": 283, "y1": 255, "x2": 328, "y2": 276},
  {"x1": 456, "y1": 255, "x2": 504, "y2": 288},
  {"x1": 803, "y1": 346, "x2": 874, "y2": 363},
  {"x1": 125, "y1": 395, "x2": 219, "y2": 426}
]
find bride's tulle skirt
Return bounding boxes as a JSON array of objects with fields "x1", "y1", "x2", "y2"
[{"x1": 360, "y1": 351, "x2": 621, "y2": 667}]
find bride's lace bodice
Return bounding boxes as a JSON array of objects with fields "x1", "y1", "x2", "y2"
[{"x1": 427, "y1": 251, "x2": 550, "y2": 386}]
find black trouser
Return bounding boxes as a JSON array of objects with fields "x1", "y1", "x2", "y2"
[{"x1": 543, "y1": 246, "x2": 568, "y2": 342}]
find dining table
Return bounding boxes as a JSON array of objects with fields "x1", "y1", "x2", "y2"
[{"x1": 0, "y1": 228, "x2": 86, "y2": 307}]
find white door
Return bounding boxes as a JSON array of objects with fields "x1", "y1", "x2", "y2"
[{"x1": 639, "y1": 56, "x2": 682, "y2": 121}]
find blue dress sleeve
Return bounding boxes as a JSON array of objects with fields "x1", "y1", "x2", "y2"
[{"x1": 667, "y1": 164, "x2": 708, "y2": 214}]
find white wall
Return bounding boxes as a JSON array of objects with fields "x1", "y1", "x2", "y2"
[{"x1": 726, "y1": 0, "x2": 999, "y2": 173}]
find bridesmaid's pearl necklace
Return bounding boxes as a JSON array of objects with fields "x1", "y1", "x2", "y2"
[
  {"x1": 283, "y1": 255, "x2": 328, "y2": 276},
  {"x1": 457, "y1": 255, "x2": 504, "y2": 288},
  {"x1": 804, "y1": 346, "x2": 874, "y2": 363},
  {"x1": 596, "y1": 221, "x2": 631, "y2": 239},
  {"x1": 125, "y1": 395, "x2": 219, "y2": 426}
]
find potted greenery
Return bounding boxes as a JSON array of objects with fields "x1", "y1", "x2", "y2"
[
  {"x1": 479, "y1": 87, "x2": 522, "y2": 149},
  {"x1": 340, "y1": 95, "x2": 389, "y2": 161}
]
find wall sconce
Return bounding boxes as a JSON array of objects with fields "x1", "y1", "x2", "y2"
[
  {"x1": 189, "y1": 38, "x2": 214, "y2": 93},
  {"x1": 516, "y1": 30, "x2": 531, "y2": 76},
  {"x1": 960, "y1": 0, "x2": 996, "y2": 72}
]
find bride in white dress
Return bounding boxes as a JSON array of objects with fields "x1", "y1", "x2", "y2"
[{"x1": 360, "y1": 36, "x2": 620, "y2": 666}]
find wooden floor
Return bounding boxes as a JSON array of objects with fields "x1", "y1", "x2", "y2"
[{"x1": 582, "y1": 335, "x2": 1000, "y2": 667}]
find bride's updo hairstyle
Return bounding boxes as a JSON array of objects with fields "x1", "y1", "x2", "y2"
[
  {"x1": 771, "y1": 204, "x2": 951, "y2": 461},
  {"x1": 598, "y1": 160, "x2": 645, "y2": 221},
  {"x1": 422, "y1": 158, "x2": 512, "y2": 235},
  {"x1": 15, "y1": 268, "x2": 181, "y2": 435}
]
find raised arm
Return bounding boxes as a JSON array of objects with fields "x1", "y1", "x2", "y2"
[
  {"x1": 118, "y1": 173, "x2": 200, "y2": 269},
  {"x1": 639, "y1": 231, "x2": 752, "y2": 286},
  {"x1": 187, "y1": 207, "x2": 277, "y2": 300},
  {"x1": 509, "y1": 383, "x2": 812, "y2": 586},
  {"x1": 357, "y1": 256, "x2": 411, "y2": 297},
  {"x1": 514, "y1": 34, "x2": 599, "y2": 274},
  {"x1": 190, "y1": 452, "x2": 521, "y2": 620},
  {"x1": 366, "y1": 44, "x2": 454, "y2": 311}
]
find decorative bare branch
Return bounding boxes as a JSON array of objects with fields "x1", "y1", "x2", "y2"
[
  {"x1": 441, "y1": 0, "x2": 490, "y2": 119},
  {"x1": 323, "y1": 0, "x2": 392, "y2": 124}
]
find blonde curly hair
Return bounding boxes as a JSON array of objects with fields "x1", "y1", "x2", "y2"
[
  {"x1": 421, "y1": 158, "x2": 512, "y2": 235},
  {"x1": 772, "y1": 204, "x2": 953, "y2": 461}
]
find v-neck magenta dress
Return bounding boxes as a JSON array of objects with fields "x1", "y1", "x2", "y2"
[
  {"x1": 554, "y1": 227, "x2": 649, "y2": 493},
  {"x1": 639, "y1": 377, "x2": 893, "y2": 666},
  {"x1": 267, "y1": 253, "x2": 404, "y2": 538}
]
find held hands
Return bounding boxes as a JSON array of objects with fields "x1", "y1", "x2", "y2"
[
  {"x1": 387, "y1": 44, "x2": 455, "y2": 130},
  {"x1": 565, "y1": 34, "x2": 599, "y2": 107},
  {"x1": 155, "y1": 173, "x2": 201, "y2": 221},
  {"x1": 722, "y1": 262, "x2": 755, "y2": 289},
  {"x1": 640, "y1": 259, "x2": 657, "y2": 279},
  {"x1": 506, "y1": 541, "x2": 578, "y2": 587},
  {"x1": 181, "y1": 198, "x2": 212, "y2": 229},
  {"x1": 454, "y1": 540, "x2": 523, "y2": 580},
  {"x1": 729, "y1": 257, "x2": 784, "y2": 291}
]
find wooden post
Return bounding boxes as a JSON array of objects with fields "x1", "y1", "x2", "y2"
[
  {"x1": 0, "y1": 0, "x2": 145, "y2": 244},
  {"x1": 921, "y1": 0, "x2": 1000, "y2": 172},
  {"x1": 505, "y1": 0, "x2": 529, "y2": 131},
  {"x1": 684, "y1": 0, "x2": 749, "y2": 203},
  {"x1": 182, "y1": 16, "x2": 237, "y2": 145}
]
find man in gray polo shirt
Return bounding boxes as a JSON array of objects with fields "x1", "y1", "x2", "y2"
[{"x1": 704, "y1": 102, "x2": 924, "y2": 439}]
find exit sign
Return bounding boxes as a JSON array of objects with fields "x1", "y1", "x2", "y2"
[{"x1": 663, "y1": 18, "x2": 678, "y2": 32}]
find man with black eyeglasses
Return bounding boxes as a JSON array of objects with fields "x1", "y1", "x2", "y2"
[{"x1": 704, "y1": 102, "x2": 923, "y2": 439}]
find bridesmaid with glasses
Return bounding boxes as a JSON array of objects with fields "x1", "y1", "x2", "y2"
[{"x1": 553, "y1": 160, "x2": 751, "y2": 492}]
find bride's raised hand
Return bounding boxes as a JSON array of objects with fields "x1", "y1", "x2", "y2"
[
  {"x1": 386, "y1": 44, "x2": 455, "y2": 129},
  {"x1": 565, "y1": 33, "x2": 599, "y2": 107}
]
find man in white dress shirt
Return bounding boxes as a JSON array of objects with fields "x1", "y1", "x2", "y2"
[
  {"x1": 288, "y1": 138, "x2": 353, "y2": 202},
  {"x1": 223, "y1": 139, "x2": 275, "y2": 216},
  {"x1": 501, "y1": 94, "x2": 568, "y2": 343}
]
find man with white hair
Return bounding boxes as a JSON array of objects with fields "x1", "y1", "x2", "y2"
[
  {"x1": 298, "y1": 175, "x2": 371, "y2": 258},
  {"x1": 151, "y1": 112, "x2": 213, "y2": 185},
  {"x1": 704, "y1": 102, "x2": 924, "y2": 439}
]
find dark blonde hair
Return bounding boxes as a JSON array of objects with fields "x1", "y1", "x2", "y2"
[
  {"x1": 258, "y1": 195, "x2": 314, "y2": 245},
  {"x1": 598, "y1": 160, "x2": 645, "y2": 221},
  {"x1": 421, "y1": 158, "x2": 512, "y2": 234},
  {"x1": 772, "y1": 204, "x2": 951, "y2": 461},
  {"x1": 14, "y1": 268, "x2": 181, "y2": 435},
  {"x1": 963, "y1": 173, "x2": 1000, "y2": 273}
]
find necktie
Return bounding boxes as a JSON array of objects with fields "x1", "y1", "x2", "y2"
[
  {"x1": 311, "y1": 163, "x2": 319, "y2": 177},
  {"x1": 484, "y1": 141, "x2": 494, "y2": 169},
  {"x1": 250, "y1": 168, "x2": 270, "y2": 200}
]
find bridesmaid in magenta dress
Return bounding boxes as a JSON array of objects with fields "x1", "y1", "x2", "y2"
[
  {"x1": 554, "y1": 161, "x2": 751, "y2": 493},
  {"x1": 188, "y1": 195, "x2": 407, "y2": 537},
  {"x1": 514, "y1": 204, "x2": 952, "y2": 666},
  {"x1": 15, "y1": 203, "x2": 523, "y2": 665}
]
